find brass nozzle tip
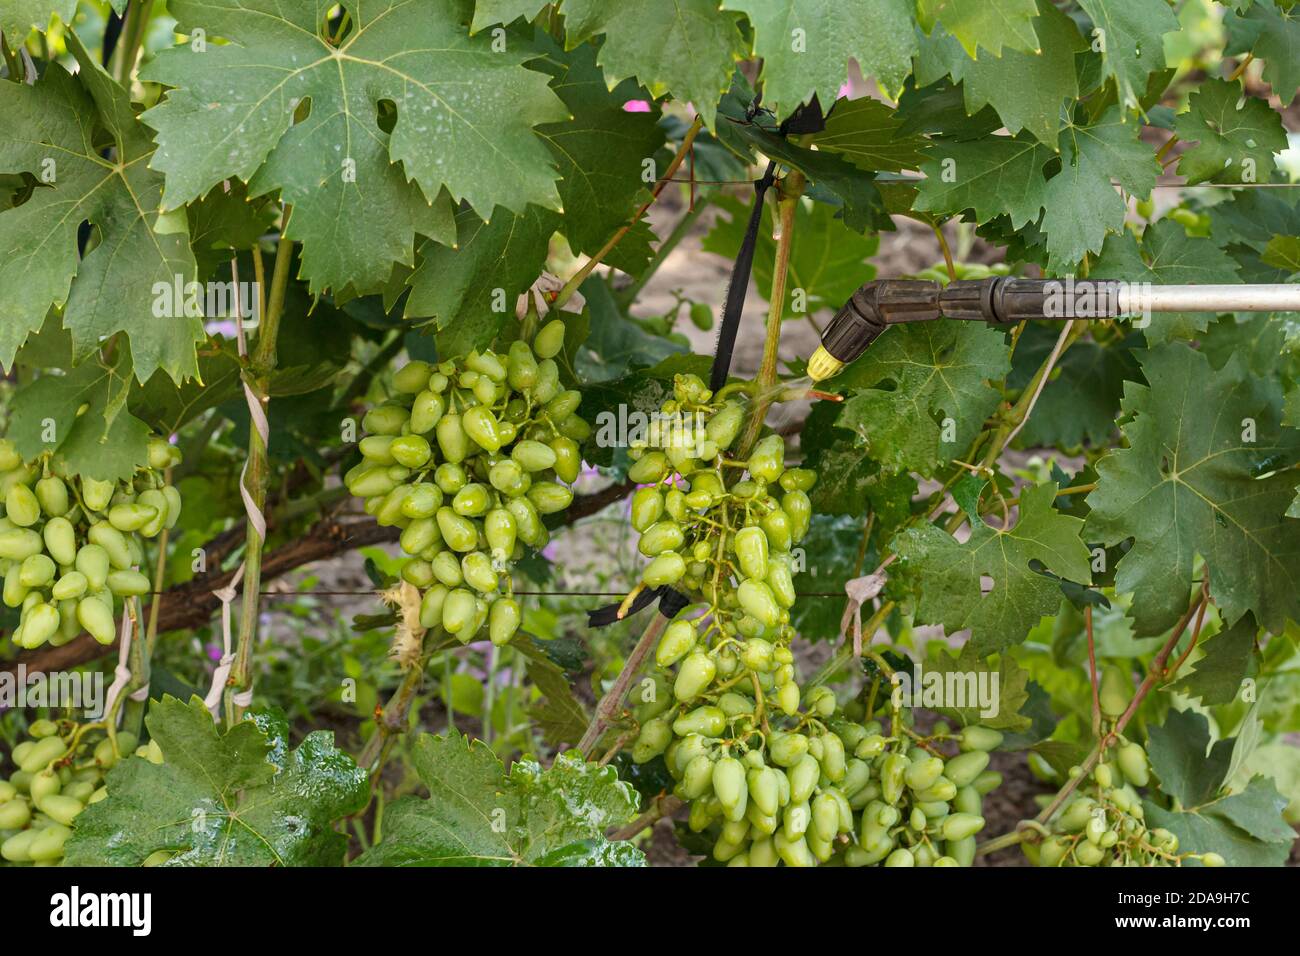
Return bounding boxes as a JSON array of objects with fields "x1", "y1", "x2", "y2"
[{"x1": 807, "y1": 346, "x2": 844, "y2": 382}]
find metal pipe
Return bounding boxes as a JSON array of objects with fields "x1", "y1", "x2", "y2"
[{"x1": 1114, "y1": 282, "x2": 1300, "y2": 314}]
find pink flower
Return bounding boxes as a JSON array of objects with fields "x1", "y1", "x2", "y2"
[
  {"x1": 838, "y1": 82, "x2": 852, "y2": 98},
  {"x1": 623, "y1": 100, "x2": 652, "y2": 113}
]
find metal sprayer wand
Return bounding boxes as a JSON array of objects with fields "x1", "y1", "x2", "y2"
[{"x1": 806, "y1": 277, "x2": 1300, "y2": 381}]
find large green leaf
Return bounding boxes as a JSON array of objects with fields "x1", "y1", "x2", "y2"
[
  {"x1": 1007, "y1": 324, "x2": 1141, "y2": 450},
  {"x1": 531, "y1": 38, "x2": 665, "y2": 269},
  {"x1": 470, "y1": 0, "x2": 549, "y2": 31},
  {"x1": 894, "y1": 482, "x2": 1093, "y2": 654},
  {"x1": 141, "y1": 0, "x2": 564, "y2": 293},
  {"x1": 1144, "y1": 708, "x2": 1294, "y2": 866},
  {"x1": 1091, "y1": 219, "x2": 1241, "y2": 345},
  {"x1": 1174, "y1": 79, "x2": 1288, "y2": 186},
  {"x1": 1085, "y1": 344, "x2": 1300, "y2": 637},
  {"x1": 65, "y1": 697, "x2": 368, "y2": 866},
  {"x1": 572, "y1": 275, "x2": 688, "y2": 385},
  {"x1": 729, "y1": 130, "x2": 887, "y2": 233},
  {"x1": 923, "y1": 642, "x2": 1033, "y2": 731},
  {"x1": 7, "y1": 353, "x2": 150, "y2": 482},
  {"x1": 1177, "y1": 615, "x2": 1260, "y2": 707},
  {"x1": 0, "y1": 39, "x2": 203, "y2": 384},
  {"x1": 0, "y1": 0, "x2": 75, "y2": 39},
  {"x1": 1076, "y1": 0, "x2": 1178, "y2": 111},
  {"x1": 812, "y1": 97, "x2": 927, "y2": 174},
  {"x1": 799, "y1": 399, "x2": 916, "y2": 524},
  {"x1": 833, "y1": 321, "x2": 1009, "y2": 477},
  {"x1": 917, "y1": 0, "x2": 1039, "y2": 58},
  {"x1": 914, "y1": 4, "x2": 1088, "y2": 150},
  {"x1": 404, "y1": 204, "x2": 560, "y2": 354},
  {"x1": 701, "y1": 194, "x2": 878, "y2": 317},
  {"x1": 560, "y1": 0, "x2": 746, "y2": 130},
  {"x1": 1235, "y1": 1, "x2": 1300, "y2": 107},
  {"x1": 722, "y1": 0, "x2": 917, "y2": 116},
  {"x1": 913, "y1": 135, "x2": 1052, "y2": 230},
  {"x1": 1040, "y1": 108, "x2": 1160, "y2": 269},
  {"x1": 354, "y1": 732, "x2": 645, "y2": 866}
]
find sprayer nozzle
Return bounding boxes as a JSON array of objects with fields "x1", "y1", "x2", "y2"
[{"x1": 807, "y1": 346, "x2": 845, "y2": 382}]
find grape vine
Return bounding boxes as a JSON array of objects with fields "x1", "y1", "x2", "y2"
[{"x1": 0, "y1": 0, "x2": 1296, "y2": 875}]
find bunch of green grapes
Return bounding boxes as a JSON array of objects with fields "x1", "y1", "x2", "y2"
[
  {"x1": 0, "y1": 719, "x2": 163, "y2": 865},
  {"x1": 1026, "y1": 742, "x2": 1224, "y2": 867},
  {"x1": 621, "y1": 374, "x2": 1005, "y2": 865},
  {"x1": 345, "y1": 320, "x2": 588, "y2": 646},
  {"x1": 0, "y1": 438, "x2": 182, "y2": 650}
]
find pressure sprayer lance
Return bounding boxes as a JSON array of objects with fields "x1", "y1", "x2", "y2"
[{"x1": 805, "y1": 277, "x2": 1300, "y2": 382}]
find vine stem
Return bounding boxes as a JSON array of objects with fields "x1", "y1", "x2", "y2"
[
  {"x1": 577, "y1": 613, "x2": 669, "y2": 759},
  {"x1": 977, "y1": 588, "x2": 1209, "y2": 857},
  {"x1": 610, "y1": 794, "x2": 684, "y2": 841},
  {"x1": 932, "y1": 223, "x2": 957, "y2": 281},
  {"x1": 944, "y1": 320, "x2": 1086, "y2": 535},
  {"x1": 735, "y1": 168, "x2": 806, "y2": 458},
  {"x1": 144, "y1": 466, "x2": 173, "y2": 658},
  {"x1": 1086, "y1": 604, "x2": 1101, "y2": 739},
  {"x1": 554, "y1": 116, "x2": 704, "y2": 310},
  {"x1": 1002, "y1": 318, "x2": 1075, "y2": 449},
  {"x1": 227, "y1": 214, "x2": 294, "y2": 723},
  {"x1": 807, "y1": 600, "x2": 896, "y2": 688},
  {"x1": 358, "y1": 632, "x2": 446, "y2": 772},
  {"x1": 111, "y1": 0, "x2": 155, "y2": 87}
]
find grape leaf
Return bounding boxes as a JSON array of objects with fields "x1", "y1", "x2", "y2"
[
  {"x1": 64, "y1": 697, "x2": 368, "y2": 866},
  {"x1": 0, "y1": 38, "x2": 203, "y2": 385},
  {"x1": 701, "y1": 194, "x2": 879, "y2": 316},
  {"x1": 1237, "y1": 743, "x2": 1300, "y2": 825},
  {"x1": 573, "y1": 274, "x2": 689, "y2": 385},
  {"x1": 0, "y1": 0, "x2": 74, "y2": 39},
  {"x1": 798, "y1": 398, "x2": 917, "y2": 526},
  {"x1": 1238, "y1": 1, "x2": 1300, "y2": 107},
  {"x1": 470, "y1": 0, "x2": 549, "y2": 31},
  {"x1": 913, "y1": 135, "x2": 1051, "y2": 229},
  {"x1": 922, "y1": 642, "x2": 1033, "y2": 731},
  {"x1": 1174, "y1": 79, "x2": 1288, "y2": 185},
  {"x1": 188, "y1": 182, "x2": 277, "y2": 282},
  {"x1": 1262, "y1": 234, "x2": 1300, "y2": 273},
  {"x1": 404, "y1": 204, "x2": 559, "y2": 355},
  {"x1": 833, "y1": 321, "x2": 1010, "y2": 477},
  {"x1": 788, "y1": 513, "x2": 875, "y2": 642},
  {"x1": 560, "y1": 0, "x2": 746, "y2": 130},
  {"x1": 1144, "y1": 792, "x2": 1293, "y2": 866},
  {"x1": 1076, "y1": 0, "x2": 1179, "y2": 111},
  {"x1": 720, "y1": 115, "x2": 888, "y2": 232},
  {"x1": 722, "y1": 0, "x2": 917, "y2": 116},
  {"x1": 531, "y1": 38, "x2": 665, "y2": 269},
  {"x1": 523, "y1": 654, "x2": 590, "y2": 748},
  {"x1": 893, "y1": 482, "x2": 1093, "y2": 654},
  {"x1": 1084, "y1": 344, "x2": 1300, "y2": 637},
  {"x1": 917, "y1": 0, "x2": 1039, "y2": 58},
  {"x1": 1144, "y1": 709, "x2": 1294, "y2": 865},
  {"x1": 914, "y1": 5, "x2": 1088, "y2": 150},
  {"x1": 141, "y1": 0, "x2": 564, "y2": 294},
  {"x1": 1202, "y1": 312, "x2": 1298, "y2": 379},
  {"x1": 7, "y1": 353, "x2": 151, "y2": 482},
  {"x1": 1007, "y1": 324, "x2": 1141, "y2": 450},
  {"x1": 1178, "y1": 614, "x2": 1260, "y2": 707},
  {"x1": 811, "y1": 97, "x2": 927, "y2": 173},
  {"x1": 354, "y1": 731, "x2": 645, "y2": 866},
  {"x1": 1091, "y1": 219, "x2": 1241, "y2": 345},
  {"x1": 1041, "y1": 109, "x2": 1160, "y2": 269}
]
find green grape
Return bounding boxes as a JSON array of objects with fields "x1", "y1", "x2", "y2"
[{"x1": 349, "y1": 334, "x2": 587, "y2": 654}]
